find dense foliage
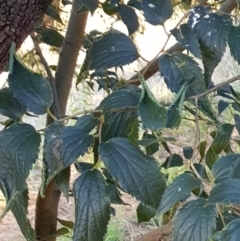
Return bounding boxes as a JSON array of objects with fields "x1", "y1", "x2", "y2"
[{"x1": 1, "y1": 0, "x2": 240, "y2": 241}]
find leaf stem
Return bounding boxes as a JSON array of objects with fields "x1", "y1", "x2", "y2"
[{"x1": 47, "y1": 108, "x2": 57, "y2": 121}]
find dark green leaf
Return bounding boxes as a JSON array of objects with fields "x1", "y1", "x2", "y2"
[
  {"x1": 137, "y1": 203, "x2": 156, "y2": 223},
  {"x1": 81, "y1": 0, "x2": 99, "y2": 14},
  {"x1": 8, "y1": 58, "x2": 53, "y2": 115},
  {"x1": 228, "y1": 25, "x2": 240, "y2": 65},
  {"x1": 73, "y1": 169, "x2": 110, "y2": 241},
  {"x1": 36, "y1": 26, "x2": 64, "y2": 48},
  {"x1": 173, "y1": 198, "x2": 216, "y2": 241},
  {"x1": 118, "y1": 4, "x2": 139, "y2": 35},
  {"x1": 102, "y1": 1, "x2": 118, "y2": 15},
  {"x1": 0, "y1": 123, "x2": 40, "y2": 196},
  {"x1": 206, "y1": 124, "x2": 234, "y2": 168},
  {"x1": 55, "y1": 167, "x2": 70, "y2": 202},
  {"x1": 138, "y1": 74, "x2": 166, "y2": 132},
  {"x1": 141, "y1": 134, "x2": 159, "y2": 156},
  {"x1": 212, "y1": 154, "x2": 240, "y2": 183},
  {"x1": 44, "y1": 126, "x2": 94, "y2": 187},
  {"x1": 193, "y1": 163, "x2": 207, "y2": 179},
  {"x1": 75, "y1": 114, "x2": 99, "y2": 133},
  {"x1": 0, "y1": 88, "x2": 26, "y2": 121},
  {"x1": 234, "y1": 114, "x2": 240, "y2": 135},
  {"x1": 218, "y1": 100, "x2": 229, "y2": 115},
  {"x1": 232, "y1": 102, "x2": 240, "y2": 112},
  {"x1": 107, "y1": 183, "x2": 125, "y2": 204},
  {"x1": 171, "y1": 23, "x2": 202, "y2": 59},
  {"x1": 213, "y1": 220, "x2": 240, "y2": 241},
  {"x1": 88, "y1": 30, "x2": 139, "y2": 70},
  {"x1": 142, "y1": 0, "x2": 173, "y2": 25},
  {"x1": 74, "y1": 162, "x2": 94, "y2": 173},
  {"x1": 127, "y1": 0, "x2": 142, "y2": 10},
  {"x1": 162, "y1": 153, "x2": 183, "y2": 168},
  {"x1": 45, "y1": 5, "x2": 62, "y2": 23},
  {"x1": 46, "y1": 227, "x2": 69, "y2": 239},
  {"x1": 183, "y1": 147, "x2": 193, "y2": 159},
  {"x1": 189, "y1": 7, "x2": 232, "y2": 85},
  {"x1": 158, "y1": 173, "x2": 201, "y2": 215},
  {"x1": 209, "y1": 179, "x2": 240, "y2": 204},
  {"x1": 99, "y1": 137, "x2": 166, "y2": 209}
]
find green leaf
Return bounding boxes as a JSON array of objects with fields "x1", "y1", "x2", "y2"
[
  {"x1": 80, "y1": 0, "x2": 99, "y2": 14},
  {"x1": 9, "y1": 189, "x2": 36, "y2": 241},
  {"x1": 45, "y1": 5, "x2": 62, "y2": 23},
  {"x1": 171, "y1": 24, "x2": 202, "y2": 59},
  {"x1": 118, "y1": 4, "x2": 139, "y2": 35},
  {"x1": 57, "y1": 218, "x2": 74, "y2": 229},
  {"x1": 162, "y1": 153, "x2": 183, "y2": 168},
  {"x1": 218, "y1": 100, "x2": 229, "y2": 116},
  {"x1": 88, "y1": 30, "x2": 139, "y2": 70},
  {"x1": 137, "y1": 203, "x2": 156, "y2": 223},
  {"x1": 107, "y1": 183, "x2": 125, "y2": 205},
  {"x1": 189, "y1": 7, "x2": 232, "y2": 85},
  {"x1": 234, "y1": 114, "x2": 240, "y2": 135},
  {"x1": 198, "y1": 140, "x2": 207, "y2": 162},
  {"x1": 166, "y1": 84, "x2": 186, "y2": 128},
  {"x1": 100, "y1": 89, "x2": 140, "y2": 142},
  {"x1": 206, "y1": 124, "x2": 234, "y2": 168},
  {"x1": 183, "y1": 147, "x2": 193, "y2": 159},
  {"x1": 44, "y1": 126, "x2": 94, "y2": 187},
  {"x1": 142, "y1": 0, "x2": 173, "y2": 25},
  {"x1": 138, "y1": 74, "x2": 167, "y2": 132},
  {"x1": 158, "y1": 173, "x2": 201, "y2": 215},
  {"x1": 212, "y1": 154, "x2": 240, "y2": 183},
  {"x1": 209, "y1": 179, "x2": 240, "y2": 204},
  {"x1": 36, "y1": 26, "x2": 64, "y2": 48},
  {"x1": 99, "y1": 137, "x2": 166, "y2": 209},
  {"x1": 228, "y1": 26, "x2": 240, "y2": 65},
  {"x1": 213, "y1": 220, "x2": 240, "y2": 241},
  {"x1": 75, "y1": 114, "x2": 100, "y2": 133},
  {"x1": 73, "y1": 169, "x2": 110, "y2": 241},
  {"x1": 0, "y1": 88, "x2": 26, "y2": 121},
  {"x1": 173, "y1": 199, "x2": 216, "y2": 241},
  {"x1": 45, "y1": 227, "x2": 69, "y2": 239},
  {"x1": 127, "y1": 0, "x2": 142, "y2": 10},
  {"x1": 0, "y1": 123, "x2": 40, "y2": 196},
  {"x1": 8, "y1": 58, "x2": 53, "y2": 115},
  {"x1": 55, "y1": 167, "x2": 70, "y2": 202}
]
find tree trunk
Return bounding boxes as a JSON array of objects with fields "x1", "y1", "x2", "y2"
[{"x1": 0, "y1": 0, "x2": 51, "y2": 73}]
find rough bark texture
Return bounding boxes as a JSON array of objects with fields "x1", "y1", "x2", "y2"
[{"x1": 0, "y1": 0, "x2": 51, "y2": 73}]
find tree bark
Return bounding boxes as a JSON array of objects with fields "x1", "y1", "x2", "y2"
[
  {"x1": 35, "y1": 1, "x2": 88, "y2": 240},
  {"x1": 0, "y1": 0, "x2": 51, "y2": 73}
]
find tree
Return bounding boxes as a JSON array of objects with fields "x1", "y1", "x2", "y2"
[{"x1": 1, "y1": 0, "x2": 240, "y2": 241}]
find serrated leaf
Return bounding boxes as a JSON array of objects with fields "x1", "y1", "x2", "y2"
[
  {"x1": 75, "y1": 114, "x2": 99, "y2": 133},
  {"x1": 183, "y1": 147, "x2": 193, "y2": 159},
  {"x1": 141, "y1": 134, "x2": 159, "y2": 156},
  {"x1": 189, "y1": 7, "x2": 232, "y2": 85},
  {"x1": 8, "y1": 58, "x2": 53, "y2": 115},
  {"x1": 75, "y1": 162, "x2": 94, "y2": 173},
  {"x1": 137, "y1": 203, "x2": 156, "y2": 223},
  {"x1": 138, "y1": 74, "x2": 166, "y2": 132},
  {"x1": 173, "y1": 198, "x2": 216, "y2": 241},
  {"x1": 206, "y1": 124, "x2": 234, "y2": 168},
  {"x1": 142, "y1": 0, "x2": 173, "y2": 25},
  {"x1": 209, "y1": 179, "x2": 240, "y2": 204},
  {"x1": 73, "y1": 169, "x2": 110, "y2": 241},
  {"x1": 118, "y1": 4, "x2": 139, "y2": 35},
  {"x1": 213, "y1": 220, "x2": 240, "y2": 241},
  {"x1": 81, "y1": 0, "x2": 99, "y2": 14},
  {"x1": 44, "y1": 126, "x2": 94, "y2": 188},
  {"x1": 55, "y1": 167, "x2": 70, "y2": 202},
  {"x1": 107, "y1": 183, "x2": 125, "y2": 205},
  {"x1": 158, "y1": 173, "x2": 201, "y2": 215},
  {"x1": 0, "y1": 88, "x2": 26, "y2": 121},
  {"x1": 88, "y1": 30, "x2": 139, "y2": 70},
  {"x1": 0, "y1": 123, "x2": 41, "y2": 196},
  {"x1": 36, "y1": 26, "x2": 64, "y2": 48},
  {"x1": 212, "y1": 154, "x2": 240, "y2": 183},
  {"x1": 228, "y1": 25, "x2": 240, "y2": 64},
  {"x1": 218, "y1": 100, "x2": 229, "y2": 115},
  {"x1": 99, "y1": 137, "x2": 166, "y2": 209},
  {"x1": 171, "y1": 23, "x2": 202, "y2": 59}
]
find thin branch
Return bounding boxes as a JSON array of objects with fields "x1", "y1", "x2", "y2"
[
  {"x1": 188, "y1": 74, "x2": 240, "y2": 100},
  {"x1": 30, "y1": 32, "x2": 62, "y2": 119}
]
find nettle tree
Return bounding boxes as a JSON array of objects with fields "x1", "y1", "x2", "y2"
[{"x1": 2, "y1": 0, "x2": 240, "y2": 240}]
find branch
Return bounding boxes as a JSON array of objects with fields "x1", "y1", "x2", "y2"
[
  {"x1": 128, "y1": 0, "x2": 237, "y2": 85},
  {"x1": 30, "y1": 32, "x2": 62, "y2": 119}
]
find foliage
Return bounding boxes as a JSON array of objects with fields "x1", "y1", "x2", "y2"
[{"x1": 2, "y1": 0, "x2": 240, "y2": 241}]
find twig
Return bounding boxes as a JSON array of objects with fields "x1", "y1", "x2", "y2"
[
  {"x1": 188, "y1": 74, "x2": 240, "y2": 100},
  {"x1": 30, "y1": 32, "x2": 62, "y2": 119}
]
